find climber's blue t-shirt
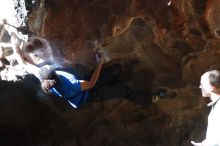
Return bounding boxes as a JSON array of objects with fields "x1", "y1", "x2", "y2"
[{"x1": 49, "y1": 70, "x2": 89, "y2": 108}]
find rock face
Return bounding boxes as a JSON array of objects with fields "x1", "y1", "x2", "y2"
[{"x1": 2, "y1": 0, "x2": 220, "y2": 145}]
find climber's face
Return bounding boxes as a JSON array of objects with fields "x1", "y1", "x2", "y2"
[{"x1": 200, "y1": 72, "x2": 214, "y2": 97}]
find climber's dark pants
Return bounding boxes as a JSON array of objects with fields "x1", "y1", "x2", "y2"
[{"x1": 87, "y1": 64, "x2": 153, "y2": 106}]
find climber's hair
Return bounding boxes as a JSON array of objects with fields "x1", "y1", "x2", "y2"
[
  {"x1": 208, "y1": 70, "x2": 220, "y2": 89},
  {"x1": 39, "y1": 66, "x2": 56, "y2": 80}
]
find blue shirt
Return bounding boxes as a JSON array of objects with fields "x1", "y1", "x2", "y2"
[{"x1": 49, "y1": 70, "x2": 89, "y2": 108}]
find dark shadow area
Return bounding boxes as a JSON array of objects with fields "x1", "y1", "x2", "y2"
[{"x1": 0, "y1": 79, "x2": 77, "y2": 146}]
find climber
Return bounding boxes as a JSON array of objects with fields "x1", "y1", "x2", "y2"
[
  {"x1": 191, "y1": 70, "x2": 220, "y2": 146},
  {"x1": 14, "y1": 45, "x2": 167, "y2": 108},
  {"x1": 39, "y1": 53, "x2": 168, "y2": 108}
]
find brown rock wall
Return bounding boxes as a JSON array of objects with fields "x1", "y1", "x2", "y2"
[
  {"x1": 4, "y1": 0, "x2": 220, "y2": 145},
  {"x1": 205, "y1": 0, "x2": 220, "y2": 38}
]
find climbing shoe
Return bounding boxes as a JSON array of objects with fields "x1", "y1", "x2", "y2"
[{"x1": 152, "y1": 88, "x2": 167, "y2": 103}]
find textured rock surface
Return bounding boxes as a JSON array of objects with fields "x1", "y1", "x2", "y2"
[{"x1": 2, "y1": 0, "x2": 220, "y2": 145}]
